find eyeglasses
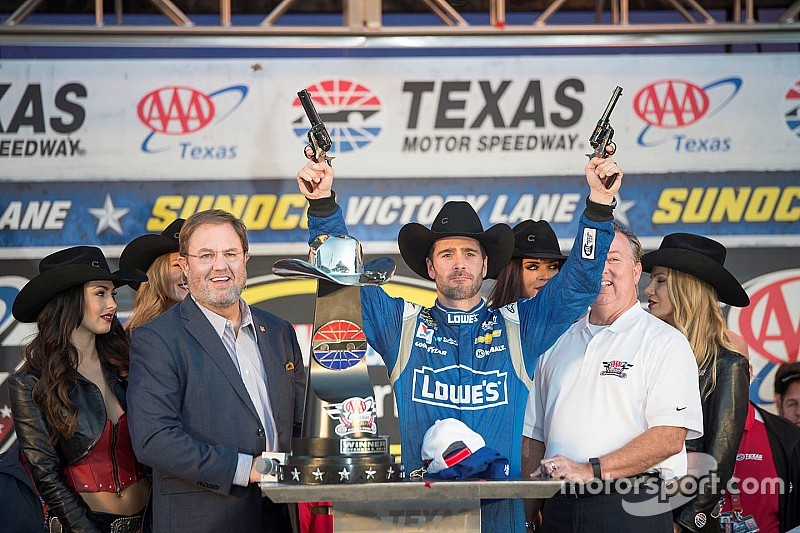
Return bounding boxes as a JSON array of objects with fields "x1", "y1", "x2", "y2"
[{"x1": 184, "y1": 250, "x2": 245, "y2": 264}]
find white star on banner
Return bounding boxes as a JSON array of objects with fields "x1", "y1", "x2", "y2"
[
  {"x1": 338, "y1": 468, "x2": 350, "y2": 481},
  {"x1": 88, "y1": 194, "x2": 130, "y2": 235},
  {"x1": 386, "y1": 466, "x2": 395, "y2": 479},
  {"x1": 312, "y1": 468, "x2": 324, "y2": 481},
  {"x1": 365, "y1": 468, "x2": 376, "y2": 480},
  {"x1": 291, "y1": 468, "x2": 300, "y2": 481},
  {"x1": 0, "y1": 405, "x2": 11, "y2": 418},
  {"x1": 614, "y1": 194, "x2": 636, "y2": 227}
]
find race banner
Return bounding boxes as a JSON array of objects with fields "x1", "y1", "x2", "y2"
[
  {"x1": 1, "y1": 172, "x2": 797, "y2": 254},
  {"x1": 0, "y1": 54, "x2": 798, "y2": 180}
]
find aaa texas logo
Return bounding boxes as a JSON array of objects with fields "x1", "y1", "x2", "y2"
[
  {"x1": 292, "y1": 80, "x2": 382, "y2": 154},
  {"x1": 728, "y1": 269, "x2": 800, "y2": 405}
]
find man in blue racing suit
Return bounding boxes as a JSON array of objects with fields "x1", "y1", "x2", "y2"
[{"x1": 296, "y1": 153, "x2": 622, "y2": 533}]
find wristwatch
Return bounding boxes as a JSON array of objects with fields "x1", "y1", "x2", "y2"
[
  {"x1": 589, "y1": 457, "x2": 602, "y2": 480},
  {"x1": 525, "y1": 520, "x2": 536, "y2": 531}
]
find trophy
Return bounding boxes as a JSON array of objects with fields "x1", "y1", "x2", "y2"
[{"x1": 272, "y1": 235, "x2": 404, "y2": 484}]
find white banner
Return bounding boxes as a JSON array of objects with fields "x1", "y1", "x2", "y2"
[{"x1": 0, "y1": 54, "x2": 798, "y2": 180}]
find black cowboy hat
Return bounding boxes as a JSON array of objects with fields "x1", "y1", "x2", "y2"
[
  {"x1": 12, "y1": 246, "x2": 147, "y2": 323},
  {"x1": 512, "y1": 220, "x2": 568, "y2": 264},
  {"x1": 642, "y1": 233, "x2": 749, "y2": 307},
  {"x1": 119, "y1": 219, "x2": 184, "y2": 290},
  {"x1": 398, "y1": 201, "x2": 514, "y2": 280}
]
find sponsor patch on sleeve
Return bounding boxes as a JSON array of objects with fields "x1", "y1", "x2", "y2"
[{"x1": 581, "y1": 228, "x2": 596, "y2": 260}]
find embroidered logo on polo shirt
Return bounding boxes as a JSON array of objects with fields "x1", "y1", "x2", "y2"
[
  {"x1": 600, "y1": 360, "x2": 633, "y2": 378},
  {"x1": 694, "y1": 513, "x2": 706, "y2": 528}
]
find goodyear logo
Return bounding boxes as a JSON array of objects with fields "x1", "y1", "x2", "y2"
[
  {"x1": 412, "y1": 365, "x2": 507, "y2": 410},
  {"x1": 653, "y1": 186, "x2": 799, "y2": 224},
  {"x1": 292, "y1": 79, "x2": 381, "y2": 154}
]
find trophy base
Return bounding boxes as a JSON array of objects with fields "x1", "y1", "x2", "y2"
[{"x1": 279, "y1": 436, "x2": 404, "y2": 484}]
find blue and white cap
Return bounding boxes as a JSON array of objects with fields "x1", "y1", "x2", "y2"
[{"x1": 421, "y1": 418, "x2": 509, "y2": 480}]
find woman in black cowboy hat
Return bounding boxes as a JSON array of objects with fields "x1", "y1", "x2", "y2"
[
  {"x1": 120, "y1": 218, "x2": 187, "y2": 335},
  {"x1": 642, "y1": 233, "x2": 750, "y2": 533},
  {"x1": 8, "y1": 246, "x2": 150, "y2": 533},
  {"x1": 489, "y1": 220, "x2": 569, "y2": 308}
]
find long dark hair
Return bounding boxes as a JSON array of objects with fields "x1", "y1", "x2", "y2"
[
  {"x1": 20, "y1": 284, "x2": 129, "y2": 441},
  {"x1": 488, "y1": 258, "x2": 525, "y2": 309}
]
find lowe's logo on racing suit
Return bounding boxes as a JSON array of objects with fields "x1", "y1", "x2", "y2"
[{"x1": 412, "y1": 365, "x2": 508, "y2": 410}]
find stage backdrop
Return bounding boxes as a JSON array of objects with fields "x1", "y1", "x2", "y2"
[{"x1": 1, "y1": 52, "x2": 799, "y2": 454}]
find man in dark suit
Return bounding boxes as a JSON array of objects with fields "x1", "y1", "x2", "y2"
[{"x1": 127, "y1": 209, "x2": 306, "y2": 533}]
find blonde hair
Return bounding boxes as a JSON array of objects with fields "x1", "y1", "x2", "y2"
[
  {"x1": 664, "y1": 268, "x2": 739, "y2": 398},
  {"x1": 125, "y1": 253, "x2": 179, "y2": 335}
]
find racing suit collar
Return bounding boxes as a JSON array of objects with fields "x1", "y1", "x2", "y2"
[{"x1": 434, "y1": 299, "x2": 486, "y2": 326}]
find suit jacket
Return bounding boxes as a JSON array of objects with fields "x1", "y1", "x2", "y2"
[{"x1": 127, "y1": 297, "x2": 306, "y2": 533}]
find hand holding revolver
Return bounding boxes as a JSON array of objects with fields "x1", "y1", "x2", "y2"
[
  {"x1": 297, "y1": 145, "x2": 333, "y2": 200},
  {"x1": 586, "y1": 147, "x2": 622, "y2": 205}
]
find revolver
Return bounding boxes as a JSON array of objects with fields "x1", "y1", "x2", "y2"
[
  {"x1": 586, "y1": 86, "x2": 623, "y2": 189},
  {"x1": 298, "y1": 89, "x2": 334, "y2": 167}
]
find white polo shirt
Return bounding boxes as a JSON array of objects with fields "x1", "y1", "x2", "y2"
[{"x1": 523, "y1": 302, "x2": 703, "y2": 479}]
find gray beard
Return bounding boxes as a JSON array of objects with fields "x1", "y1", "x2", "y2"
[{"x1": 188, "y1": 275, "x2": 245, "y2": 310}]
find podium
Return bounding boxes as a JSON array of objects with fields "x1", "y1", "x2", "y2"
[{"x1": 261, "y1": 479, "x2": 563, "y2": 531}]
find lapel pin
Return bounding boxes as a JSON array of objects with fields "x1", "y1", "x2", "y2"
[
  {"x1": 259, "y1": 326, "x2": 266, "y2": 332},
  {"x1": 285, "y1": 362, "x2": 295, "y2": 371}
]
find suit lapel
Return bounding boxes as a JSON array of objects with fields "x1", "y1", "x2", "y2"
[
  {"x1": 253, "y1": 316, "x2": 286, "y2": 433},
  {"x1": 180, "y1": 298, "x2": 261, "y2": 423}
]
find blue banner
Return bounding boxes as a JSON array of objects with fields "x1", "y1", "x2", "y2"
[{"x1": 1, "y1": 171, "x2": 798, "y2": 250}]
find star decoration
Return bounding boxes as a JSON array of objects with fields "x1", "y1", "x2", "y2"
[
  {"x1": 386, "y1": 466, "x2": 395, "y2": 479},
  {"x1": 613, "y1": 194, "x2": 636, "y2": 227},
  {"x1": 88, "y1": 194, "x2": 130, "y2": 235},
  {"x1": 365, "y1": 468, "x2": 376, "y2": 480},
  {"x1": 338, "y1": 468, "x2": 350, "y2": 481},
  {"x1": 312, "y1": 468, "x2": 324, "y2": 481},
  {"x1": 0, "y1": 405, "x2": 11, "y2": 418},
  {"x1": 291, "y1": 468, "x2": 300, "y2": 481}
]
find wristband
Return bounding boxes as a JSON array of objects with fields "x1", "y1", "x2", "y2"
[{"x1": 589, "y1": 457, "x2": 602, "y2": 480}]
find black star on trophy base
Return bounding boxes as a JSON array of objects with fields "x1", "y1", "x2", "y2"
[{"x1": 273, "y1": 235, "x2": 403, "y2": 485}]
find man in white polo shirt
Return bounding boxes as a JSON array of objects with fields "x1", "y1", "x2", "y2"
[{"x1": 522, "y1": 223, "x2": 703, "y2": 532}]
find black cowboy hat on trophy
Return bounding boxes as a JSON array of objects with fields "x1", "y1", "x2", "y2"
[
  {"x1": 642, "y1": 233, "x2": 750, "y2": 307},
  {"x1": 398, "y1": 201, "x2": 514, "y2": 280},
  {"x1": 511, "y1": 220, "x2": 568, "y2": 265},
  {"x1": 12, "y1": 246, "x2": 148, "y2": 323},
  {"x1": 119, "y1": 219, "x2": 185, "y2": 290}
]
